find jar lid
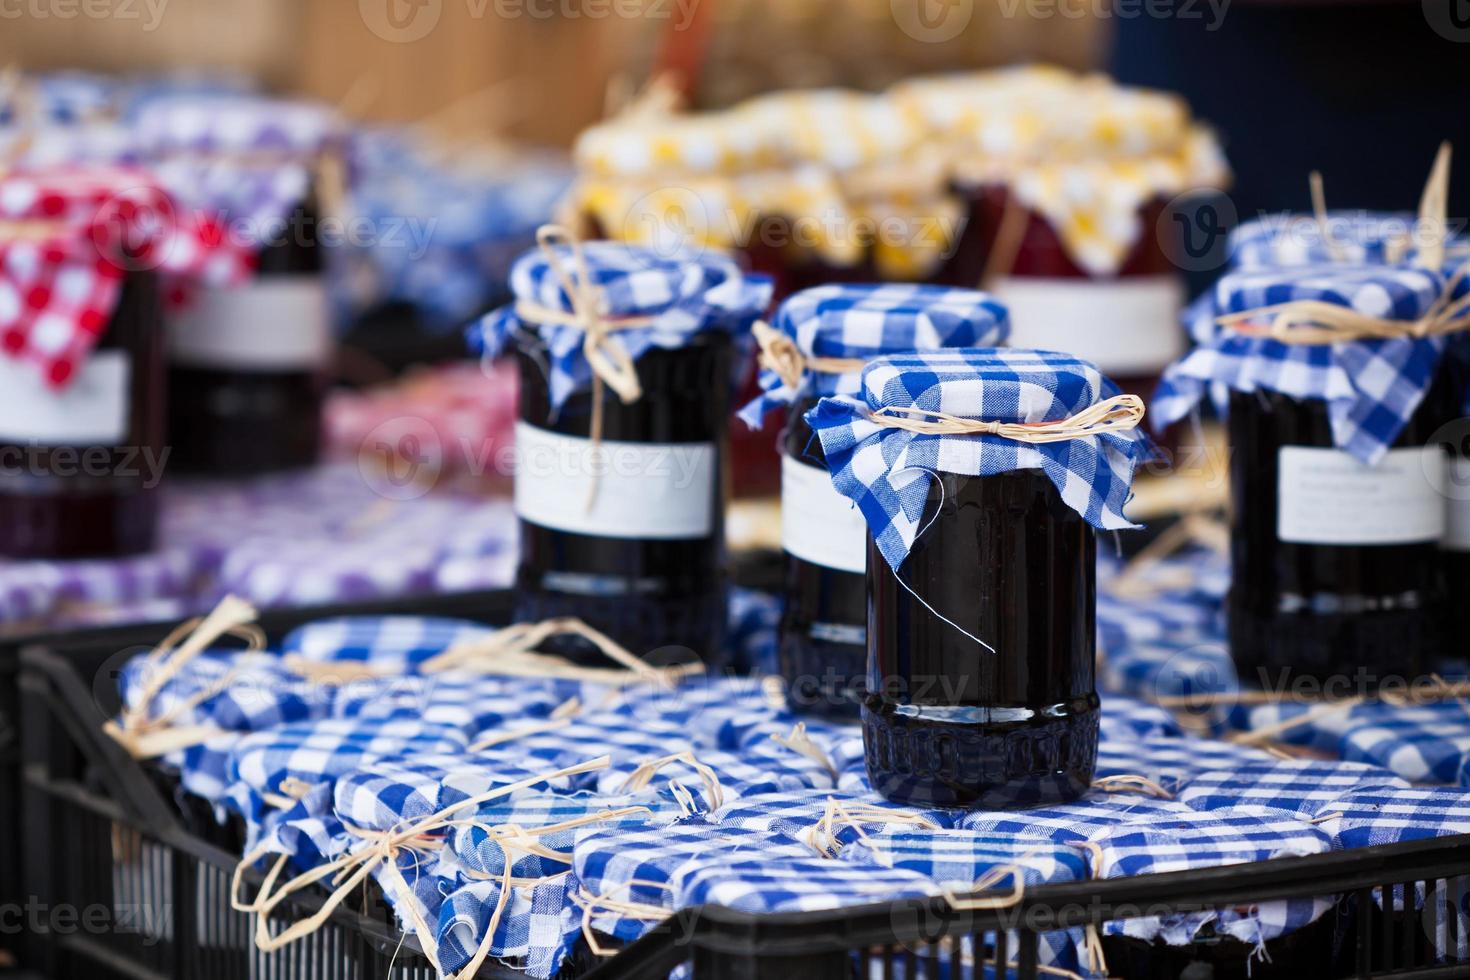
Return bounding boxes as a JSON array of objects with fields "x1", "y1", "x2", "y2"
[
  {"x1": 1229, "y1": 210, "x2": 1470, "y2": 272},
  {"x1": 1214, "y1": 263, "x2": 1445, "y2": 321},
  {"x1": 574, "y1": 112, "x2": 784, "y2": 179},
  {"x1": 0, "y1": 165, "x2": 250, "y2": 387},
  {"x1": 134, "y1": 94, "x2": 343, "y2": 157},
  {"x1": 1156, "y1": 262, "x2": 1460, "y2": 464},
  {"x1": 476, "y1": 231, "x2": 772, "y2": 410},
  {"x1": 734, "y1": 89, "x2": 926, "y2": 173},
  {"x1": 737, "y1": 283, "x2": 1009, "y2": 428},
  {"x1": 807, "y1": 348, "x2": 1147, "y2": 572}
]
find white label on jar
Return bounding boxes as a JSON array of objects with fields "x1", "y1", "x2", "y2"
[
  {"x1": 0, "y1": 350, "x2": 129, "y2": 445},
  {"x1": 1277, "y1": 445, "x2": 1445, "y2": 545},
  {"x1": 169, "y1": 276, "x2": 331, "y2": 371},
  {"x1": 513, "y1": 421, "x2": 716, "y2": 540},
  {"x1": 1444, "y1": 457, "x2": 1470, "y2": 552},
  {"x1": 992, "y1": 275, "x2": 1186, "y2": 376},
  {"x1": 781, "y1": 454, "x2": 867, "y2": 574}
]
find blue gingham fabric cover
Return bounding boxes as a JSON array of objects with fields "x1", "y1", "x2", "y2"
[
  {"x1": 736, "y1": 283, "x2": 1010, "y2": 428},
  {"x1": 1154, "y1": 263, "x2": 1458, "y2": 464},
  {"x1": 132, "y1": 94, "x2": 344, "y2": 252},
  {"x1": 1177, "y1": 759, "x2": 1411, "y2": 818},
  {"x1": 342, "y1": 128, "x2": 573, "y2": 330},
  {"x1": 150, "y1": 585, "x2": 1470, "y2": 979},
  {"x1": 474, "y1": 240, "x2": 773, "y2": 410},
  {"x1": 1083, "y1": 807, "x2": 1336, "y2": 948},
  {"x1": 808, "y1": 349, "x2": 1150, "y2": 572},
  {"x1": 1227, "y1": 211, "x2": 1470, "y2": 269}
]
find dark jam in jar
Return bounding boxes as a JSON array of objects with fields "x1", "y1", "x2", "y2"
[
  {"x1": 1228, "y1": 376, "x2": 1458, "y2": 689},
  {"x1": 779, "y1": 395, "x2": 868, "y2": 718},
  {"x1": 513, "y1": 328, "x2": 732, "y2": 663},
  {"x1": 864, "y1": 469, "x2": 1099, "y2": 809},
  {"x1": 945, "y1": 186, "x2": 1182, "y2": 413},
  {"x1": 167, "y1": 200, "x2": 329, "y2": 475},
  {"x1": 0, "y1": 271, "x2": 165, "y2": 559}
]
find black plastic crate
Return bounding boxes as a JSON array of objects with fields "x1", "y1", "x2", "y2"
[{"x1": 16, "y1": 602, "x2": 1470, "y2": 980}]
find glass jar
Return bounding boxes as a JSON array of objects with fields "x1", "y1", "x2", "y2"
[
  {"x1": 513, "y1": 328, "x2": 732, "y2": 663},
  {"x1": 0, "y1": 270, "x2": 165, "y2": 558},
  {"x1": 166, "y1": 199, "x2": 329, "y2": 475},
  {"x1": 961, "y1": 186, "x2": 1185, "y2": 408},
  {"x1": 864, "y1": 468, "x2": 1099, "y2": 809},
  {"x1": 1227, "y1": 374, "x2": 1458, "y2": 688},
  {"x1": 778, "y1": 393, "x2": 870, "y2": 717}
]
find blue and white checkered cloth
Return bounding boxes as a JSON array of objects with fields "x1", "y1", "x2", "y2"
[
  {"x1": 671, "y1": 854, "x2": 936, "y2": 914},
  {"x1": 447, "y1": 792, "x2": 659, "y2": 880},
  {"x1": 1084, "y1": 807, "x2": 1335, "y2": 949},
  {"x1": 1229, "y1": 211, "x2": 1441, "y2": 268},
  {"x1": 1095, "y1": 736, "x2": 1276, "y2": 794},
  {"x1": 957, "y1": 792, "x2": 1211, "y2": 842},
  {"x1": 737, "y1": 283, "x2": 1009, "y2": 428},
  {"x1": 332, "y1": 672, "x2": 565, "y2": 740},
  {"x1": 572, "y1": 818, "x2": 814, "y2": 945},
  {"x1": 1315, "y1": 786, "x2": 1470, "y2": 848},
  {"x1": 437, "y1": 875, "x2": 580, "y2": 979},
  {"x1": 118, "y1": 649, "x2": 329, "y2": 733},
  {"x1": 593, "y1": 747, "x2": 834, "y2": 801},
  {"x1": 1097, "y1": 695, "x2": 1187, "y2": 741},
  {"x1": 330, "y1": 754, "x2": 577, "y2": 833},
  {"x1": 281, "y1": 615, "x2": 495, "y2": 670},
  {"x1": 842, "y1": 828, "x2": 1087, "y2": 889},
  {"x1": 808, "y1": 349, "x2": 1149, "y2": 572},
  {"x1": 712, "y1": 789, "x2": 956, "y2": 850},
  {"x1": 1154, "y1": 263, "x2": 1455, "y2": 464},
  {"x1": 474, "y1": 239, "x2": 772, "y2": 410},
  {"x1": 1178, "y1": 759, "x2": 1411, "y2": 818}
]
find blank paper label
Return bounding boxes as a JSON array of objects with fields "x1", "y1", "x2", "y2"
[
  {"x1": 993, "y1": 275, "x2": 1186, "y2": 376},
  {"x1": 782, "y1": 455, "x2": 868, "y2": 574},
  {"x1": 0, "y1": 350, "x2": 129, "y2": 445},
  {"x1": 514, "y1": 421, "x2": 715, "y2": 539},
  {"x1": 1445, "y1": 457, "x2": 1470, "y2": 552},
  {"x1": 1278, "y1": 445, "x2": 1444, "y2": 546},
  {"x1": 169, "y1": 277, "x2": 331, "y2": 371}
]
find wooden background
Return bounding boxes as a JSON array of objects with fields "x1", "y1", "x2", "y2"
[{"x1": 0, "y1": 0, "x2": 1103, "y2": 146}]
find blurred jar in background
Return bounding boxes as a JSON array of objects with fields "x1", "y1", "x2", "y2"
[
  {"x1": 895, "y1": 67, "x2": 1230, "y2": 423},
  {"x1": 568, "y1": 91, "x2": 969, "y2": 492},
  {"x1": 137, "y1": 95, "x2": 343, "y2": 476},
  {"x1": 0, "y1": 170, "x2": 178, "y2": 558}
]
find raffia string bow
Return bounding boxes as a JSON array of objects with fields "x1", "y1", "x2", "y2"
[
  {"x1": 103, "y1": 596, "x2": 265, "y2": 759},
  {"x1": 514, "y1": 224, "x2": 657, "y2": 508},
  {"x1": 231, "y1": 756, "x2": 611, "y2": 976},
  {"x1": 751, "y1": 321, "x2": 868, "y2": 393},
  {"x1": 1221, "y1": 142, "x2": 1470, "y2": 345},
  {"x1": 868, "y1": 393, "x2": 1145, "y2": 444},
  {"x1": 284, "y1": 615, "x2": 704, "y2": 689}
]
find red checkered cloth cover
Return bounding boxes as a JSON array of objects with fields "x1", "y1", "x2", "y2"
[{"x1": 0, "y1": 166, "x2": 252, "y2": 388}]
